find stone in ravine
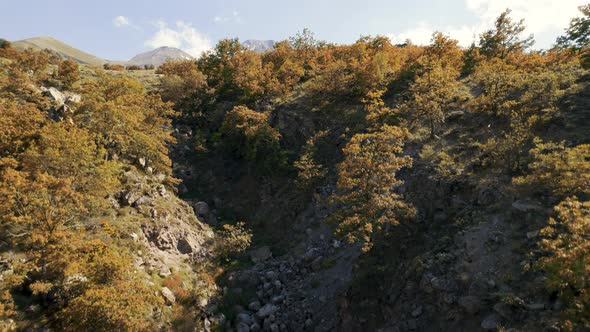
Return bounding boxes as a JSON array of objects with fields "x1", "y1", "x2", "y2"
[
  {"x1": 161, "y1": 287, "x2": 176, "y2": 304},
  {"x1": 248, "y1": 301, "x2": 261, "y2": 311},
  {"x1": 256, "y1": 304, "x2": 278, "y2": 319},
  {"x1": 458, "y1": 296, "x2": 481, "y2": 314},
  {"x1": 250, "y1": 246, "x2": 272, "y2": 263}
]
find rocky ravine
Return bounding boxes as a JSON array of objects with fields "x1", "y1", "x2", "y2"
[{"x1": 220, "y1": 190, "x2": 361, "y2": 332}]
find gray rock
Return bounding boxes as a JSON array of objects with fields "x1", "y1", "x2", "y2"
[
  {"x1": 411, "y1": 306, "x2": 423, "y2": 317},
  {"x1": 237, "y1": 313, "x2": 254, "y2": 325},
  {"x1": 158, "y1": 266, "x2": 172, "y2": 278},
  {"x1": 256, "y1": 304, "x2": 278, "y2": 319},
  {"x1": 271, "y1": 295, "x2": 284, "y2": 304},
  {"x1": 237, "y1": 322, "x2": 250, "y2": 332},
  {"x1": 45, "y1": 87, "x2": 66, "y2": 104},
  {"x1": 123, "y1": 191, "x2": 142, "y2": 206},
  {"x1": 512, "y1": 200, "x2": 543, "y2": 212},
  {"x1": 161, "y1": 287, "x2": 176, "y2": 304},
  {"x1": 526, "y1": 303, "x2": 545, "y2": 310},
  {"x1": 526, "y1": 230, "x2": 540, "y2": 239},
  {"x1": 458, "y1": 296, "x2": 481, "y2": 314},
  {"x1": 310, "y1": 256, "x2": 323, "y2": 271},
  {"x1": 193, "y1": 201, "x2": 210, "y2": 216},
  {"x1": 250, "y1": 246, "x2": 272, "y2": 263},
  {"x1": 248, "y1": 301, "x2": 261, "y2": 311},
  {"x1": 266, "y1": 271, "x2": 277, "y2": 280},
  {"x1": 65, "y1": 93, "x2": 81, "y2": 104},
  {"x1": 481, "y1": 313, "x2": 501, "y2": 330},
  {"x1": 133, "y1": 196, "x2": 153, "y2": 207}
]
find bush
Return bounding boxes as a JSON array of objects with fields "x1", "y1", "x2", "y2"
[
  {"x1": 216, "y1": 222, "x2": 252, "y2": 260},
  {"x1": 513, "y1": 140, "x2": 590, "y2": 200},
  {"x1": 219, "y1": 105, "x2": 281, "y2": 163},
  {"x1": 58, "y1": 59, "x2": 80, "y2": 89},
  {"x1": 103, "y1": 63, "x2": 124, "y2": 71},
  {"x1": 537, "y1": 198, "x2": 590, "y2": 330}
]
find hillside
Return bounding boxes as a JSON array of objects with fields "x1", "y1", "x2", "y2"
[
  {"x1": 1, "y1": 7, "x2": 590, "y2": 332},
  {"x1": 12, "y1": 36, "x2": 107, "y2": 66}
]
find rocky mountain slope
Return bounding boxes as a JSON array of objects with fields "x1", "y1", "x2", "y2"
[
  {"x1": 128, "y1": 46, "x2": 194, "y2": 66},
  {"x1": 242, "y1": 40, "x2": 275, "y2": 53}
]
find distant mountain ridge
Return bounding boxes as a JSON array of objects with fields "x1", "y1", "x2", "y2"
[
  {"x1": 11, "y1": 36, "x2": 276, "y2": 66},
  {"x1": 242, "y1": 39, "x2": 275, "y2": 53},
  {"x1": 12, "y1": 36, "x2": 108, "y2": 66},
  {"x1": 127, "y1": 46, "x2": 194, "y2": 67},
  {"x1": 10, "y1": 37, "x2": 195, "y2": 67}
]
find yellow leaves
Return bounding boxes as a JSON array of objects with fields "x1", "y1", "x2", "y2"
[
  {"x1": 220, "y1": 105, "x2": 280, "y2": 162},
  {"x1": 513, "y1": 140, "x2": 590, "y2": 199},
  {"x1": 216, "y1": 222, "x2": 253, "y2": 260},
  {"x1": 537, "y1": 198, "x2": 590, "y2": 329},
  {"x1": 77, "y1": 73, "x2": 176, "y2": 176},
  {"x1": 0, "y1": 99, "x2": 45, "y2": 157},
  {"x1": 57, "y1": 59, "x2": 80, "y2": 90},
  {"x1": 59, "y1": 278, "x2": 161, "y2": 332},
  {"x1": 332, "y1": 125, "x2": 414, "y2": 250}
]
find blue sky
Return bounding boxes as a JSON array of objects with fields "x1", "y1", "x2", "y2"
[{"x1": 1, "y1": 0, "x2": 586, "y2": 60}]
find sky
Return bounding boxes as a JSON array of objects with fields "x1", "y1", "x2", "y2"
[{"x1": 1, "y1": 0, "x2": 586, "y2": 60}]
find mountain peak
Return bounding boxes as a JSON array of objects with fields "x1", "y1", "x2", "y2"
[
  {"x1": 127, "y1": 47, "x2": 194, "y2": 67},
  {"x1": 242, "y1": 39, "x2": 275, "y2": 53}
]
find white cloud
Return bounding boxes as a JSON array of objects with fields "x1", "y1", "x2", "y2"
[
  {"x1": 389, "y1": 0, "x2": 586, "y2": 47},
  {"x1": 113, "y1": 15, "x2": 130, "y2": 28},
  {"x1": 145, "y1": 20, "x2": 212, "y2": 57},
  {"x1": 213, "y1": 10, "x2": 242, "y2": 24}
]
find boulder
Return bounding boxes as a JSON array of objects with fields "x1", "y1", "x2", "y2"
[
  {"x1": 161, "y1": 287, "x2": 176, "y2": 304},
  {"x1": 237, "y1": 322, "x2": 250, "y2": 332},
  {"x1": 45, "y1": 87, "x2": 66, "y2": 104},
  {"x1": 512, "y1": 200, "x2": 543, "y2": 213},
  {"x1": 250, "y1": 246, "x2": 272, "y2": 263},
  {"x1": 256, "y1": 304, "x2": 278, "y2": 319},
  {"x1": 310, "y1": 256, "x2": 323, "y2": 271},
  {"x1": 458, "y1": 296, "x2": 481, "y2": 314},
  {"x1": 237, "y1": 313, "x2": 254, "y2": 325},
  {"x1": 248, "y1": 301, "x2": 262, "y2": 311},
  {"x1": 481, "y1": 313, "x2": 501, "y2": 330},
  {"x1": 193, "y1": 201, "x2": 210, "y2": 216}
]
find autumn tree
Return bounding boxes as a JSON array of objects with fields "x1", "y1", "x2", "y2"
[
  {"x1": 77, "y1": 72, "x2": 176, "y2": 176},
  {"x1": 513, "y1": 140, "x2": 590, "y2": 200},
  {"x1": 423, "y1": 32, "x2": 463, "y2": 72},
  {"x1": 401, "y1": 33, "x2": 463, "y2": 137},
  {"x1": 294, "y1": 131, "x2": 328, "y2": 191},
  {"x1": 21, "y1": 122, "x2": 121, "y2": 207},
  {"x1": 479, "y1": 9, "x2": 534, "y2": 59},
  {"x1": 156, "y1": 59, "x2": 209, "y2": 118},
  {"x1": 261, "y1": 40, "x2": 305, "y2": 99},
  {"x1": 289, "y1": 28, "x2": 325, "y2": 79},
  {"x1": 331, "y1": 125, "x2": 415, "y2": 251},
  {"x1": 0, "y1": 99, "x2": 45, "y2": 157},
  {"x1": 537, "y1": 197, "x2": 590, "y2": 330},
  {"x1": 58, "y1": 59, "x2": 80, "y2": 89},
  {"x1": 219, "y1": 105, "x2": 281, "y2": 165},
  {"x1": 557, "y1": 4, "x2": 590, "y2": 67}
]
